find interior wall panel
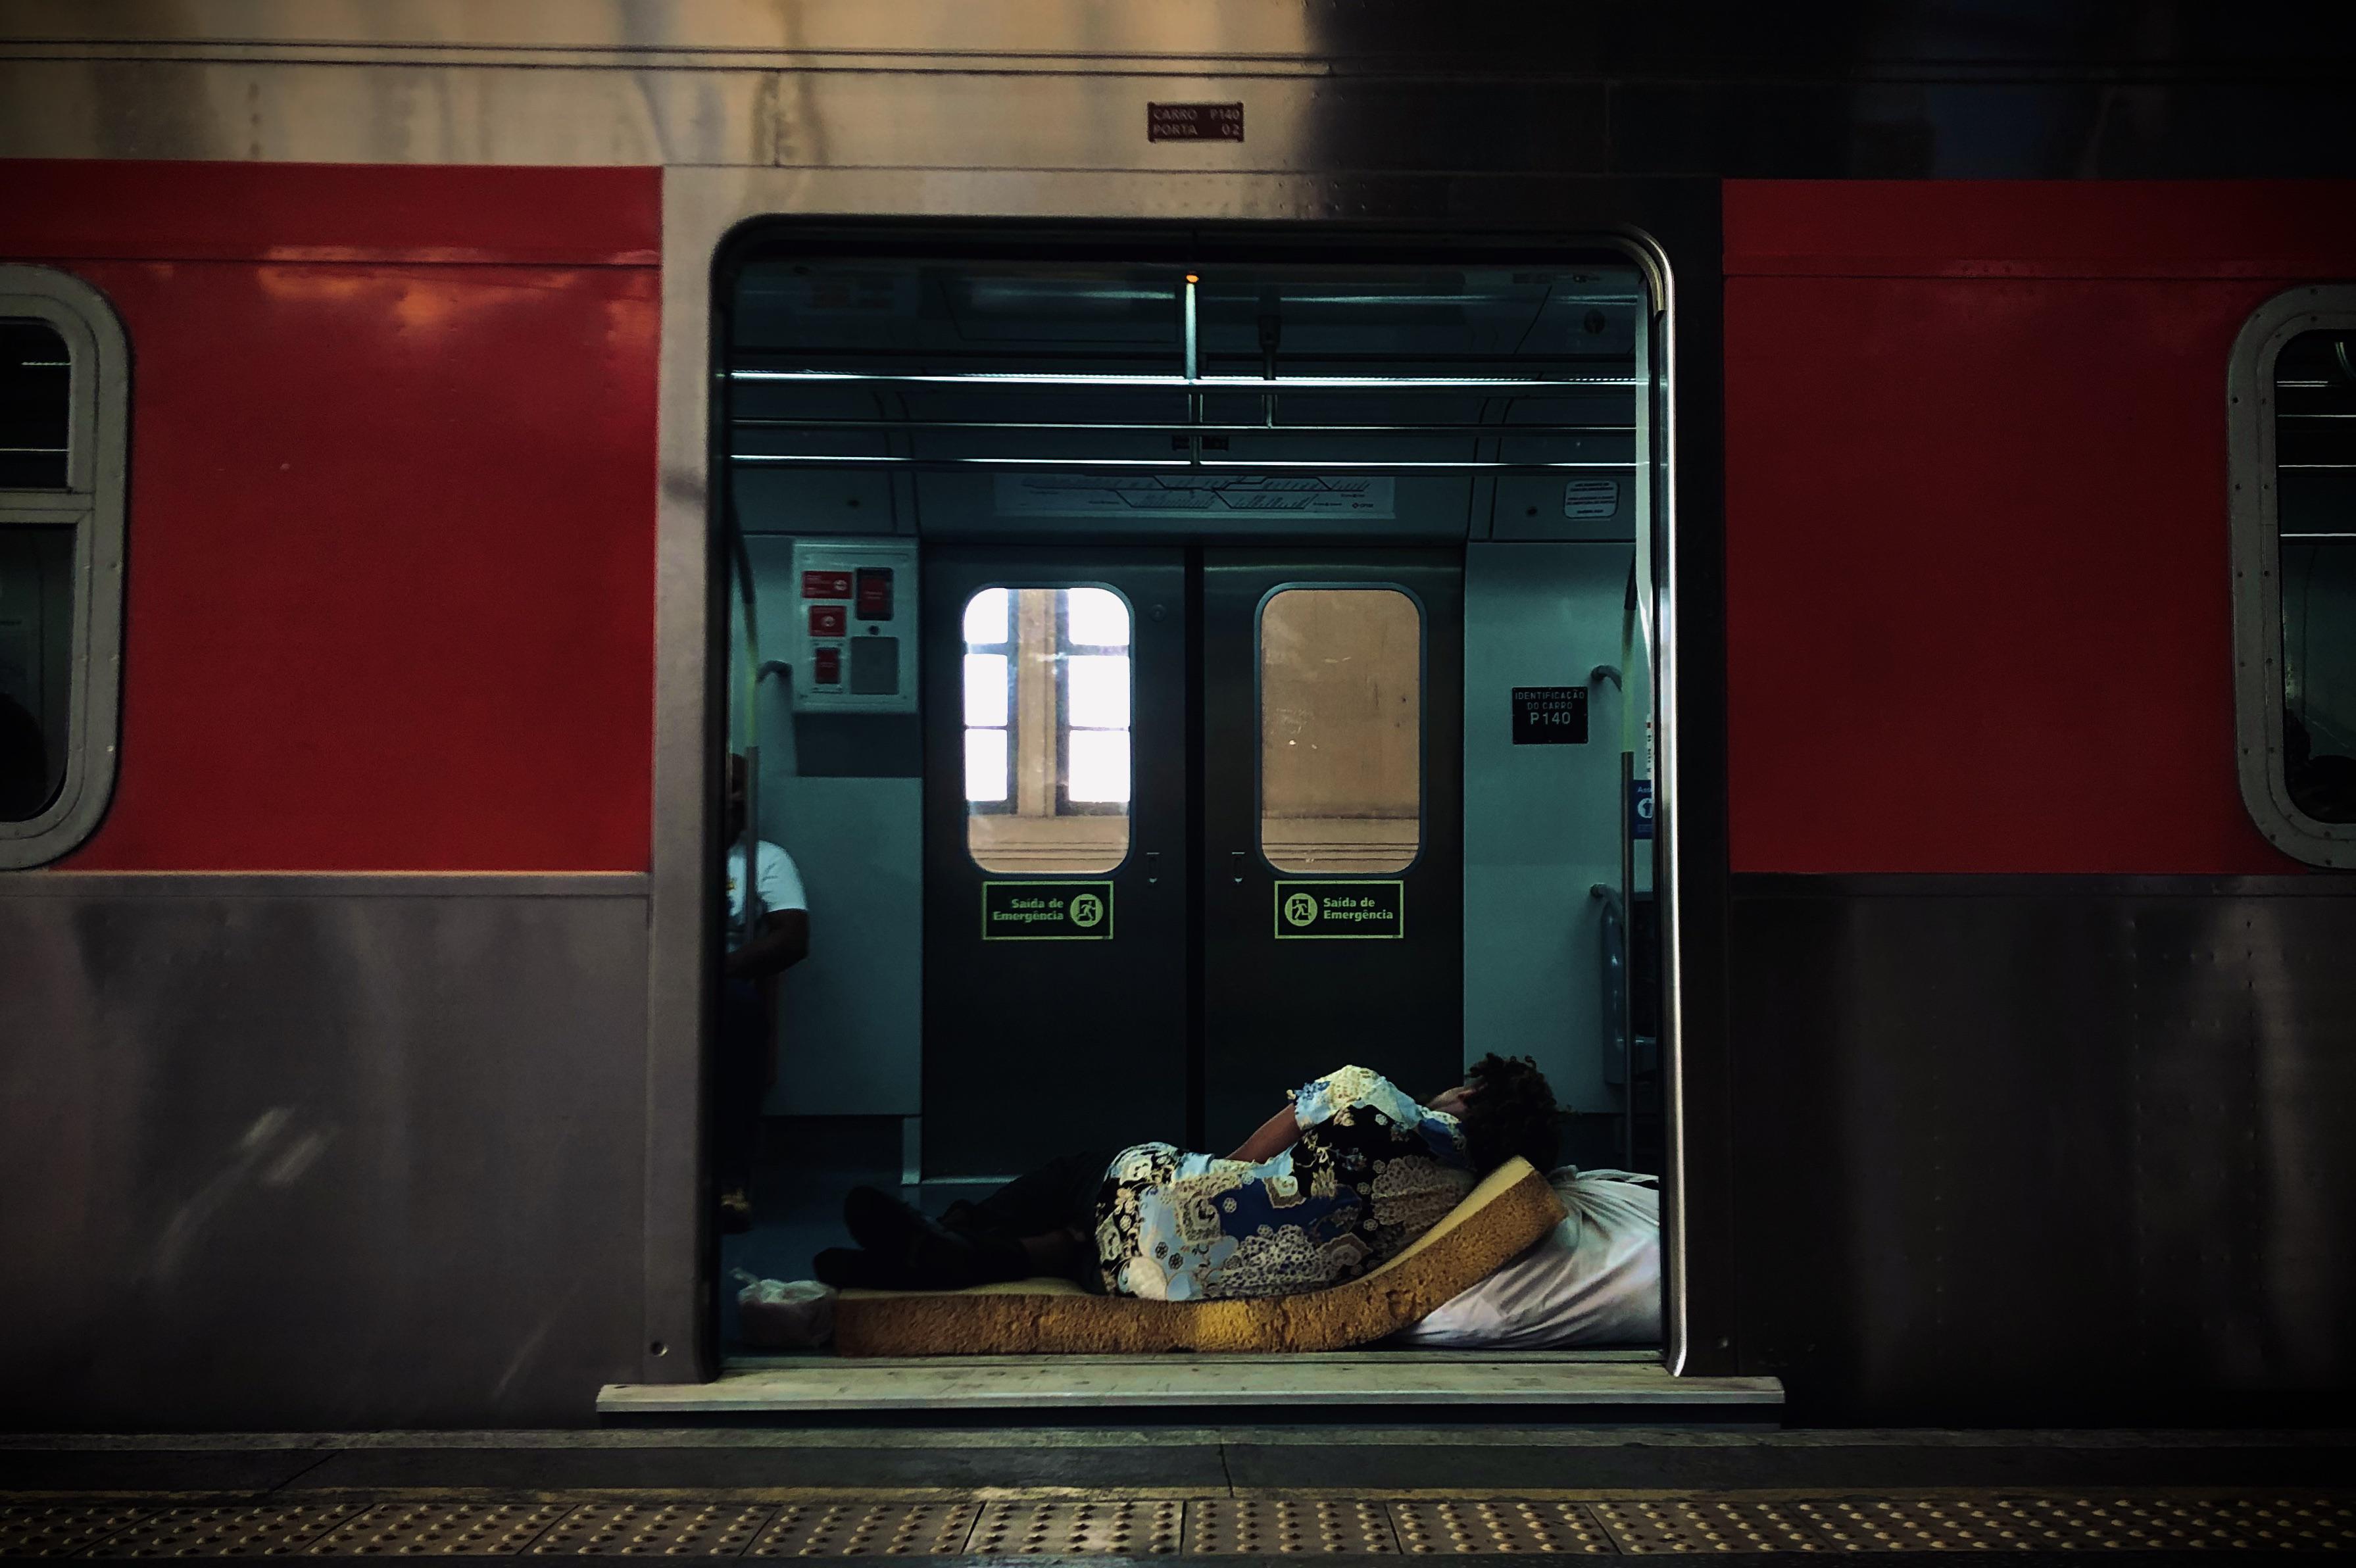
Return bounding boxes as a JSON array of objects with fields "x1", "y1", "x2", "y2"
[{"x1": 1461, "y1": 542, "x2": 1644, "y2": 1115}]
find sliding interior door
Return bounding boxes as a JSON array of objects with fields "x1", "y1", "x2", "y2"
[
  {"x1": 920, "y1": 546, "x2": 1190, "y2": 1176},
  {"x1": 1198, "y1": 549, "x2": 1465, "y2": 1152}
]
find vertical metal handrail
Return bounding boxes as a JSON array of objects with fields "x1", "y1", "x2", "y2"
[
  {"x1": 1181, "y1": 271, "x2": 1201, "y2": 465},
  {"x1": 1619, "y1": 561, "x2": 1642, "y2": 1172},
  {"x1": 729, "y1": 522, "x2": 763, "y2": 939},
  {"x1": 1594, "y1": 881, "x2": 1627, "y2": 1090},
  {"x1": 1619, "y1": 752, "x2": 1638, "y2": 1169}
]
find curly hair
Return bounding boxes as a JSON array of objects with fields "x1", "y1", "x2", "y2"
[{"x1": 1458, "y1": 1053, "x2": 1560, "y2": 1175}]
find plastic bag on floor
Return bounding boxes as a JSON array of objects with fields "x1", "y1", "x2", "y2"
[{"x1": 733, "y1": 1271, "x2": 836, "y2": 1348}]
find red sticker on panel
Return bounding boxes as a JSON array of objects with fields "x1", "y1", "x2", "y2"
[{"x1": 854, "y1": 568, "x2": 895, "y2": 620}]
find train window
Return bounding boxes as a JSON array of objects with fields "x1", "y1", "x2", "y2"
[
  {"x1": 2230, "y1": 291, "x2": 2356, "y2": 866},
  {"x1": 2277, "y1": 331, "x2": 2356, "y2": 826},
  {"x1": 0, "y1": 268, "x2": 128, "y2": 866},
  {"x1": 1259, "y1": 587, "x2": 1421, "y2": 874},
  {"x1": 2, "y1": 321, "x2": 70, "y2": 490},
  {"x1": 964, "y1": 585, "x2": 1132, "y2": 874}
]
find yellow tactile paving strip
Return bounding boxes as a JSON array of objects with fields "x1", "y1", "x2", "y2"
[
  {"x1": 1, "y1": 1494, "x2": 2348, "y2": 1556},
  {"x1": 1188, "y1": 1500, "x2": 1400, "y2": 1556}
]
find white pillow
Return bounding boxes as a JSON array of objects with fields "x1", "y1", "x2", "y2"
[{"x1": 1396, "y1": 1169, "x2": 1661, "y2": 1349}]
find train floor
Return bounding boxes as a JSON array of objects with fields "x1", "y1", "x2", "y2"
[
  {"x1": 725, "y1": 1119, "x2": 1084, "y2": 1354},
  {"x1": 706, "y1": 1122, "x2": 1708, "y2": 1421},
  {"x1": 2, "y1": 1429, "x2": 2351, "y2": 1560}
]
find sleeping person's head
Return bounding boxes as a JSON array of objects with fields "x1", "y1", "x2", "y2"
[{"x1": 1430, "y1": 1054, "x2": 1559, "y2": 1175}]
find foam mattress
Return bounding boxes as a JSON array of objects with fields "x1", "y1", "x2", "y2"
[{"x1": 833, "y1": 1156, "x2": 1565, "y2": 1357}]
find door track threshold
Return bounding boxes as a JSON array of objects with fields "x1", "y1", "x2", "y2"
[{"x1": 599, "y1": 1352, "x2": 1781, "y2": 1417}]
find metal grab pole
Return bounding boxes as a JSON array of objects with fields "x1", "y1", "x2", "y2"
[
  {"x1": 1182, "y1": 271, "x2": 1201, "y2": 465},
  {"x1": 1620, "y1": 750, "x2": 1637, "y2": 1171},
  {"x1": 729, "y1": 522, "x2": 763, "y2": 937},
  {"x1": 1618, "y1": 558, "x2": 1642, "y2": 1171}
]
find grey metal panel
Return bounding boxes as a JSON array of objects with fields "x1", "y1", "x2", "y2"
[
  {"x1": 1460, "y1": 543, "x2": 1635, "y2": 1114},
  {"x1": 0, "y1": 1, "x2": 1327, "y2": 61},
  {"x1": 3, "y1": 871, "x2": 649, "y2": 898},
  {"x1": 0, "y1": 59, "x2": 767, "y2": 168},
  {"x1": 0, "y1": 59, "x2": 1450, "y2": 174},
  {"x1": 2, "y1": 0, "x2": 2351, "y2": 76},
  {"x1": 1726, "y1": 875, "x2": 2356, "y2": 1421},
  {"x1": 5, "y1": 5, "x2": 2356, "y2": 177},
  {"x1": 9, "y1": 58, "x2": 2355, "y2": 178},
  {"x1": 0, "y1": 877, "x2": 650, "y2": 1429},
  {"x1": 647, "y1": 172, "x2": 722, "y2": 1389}
]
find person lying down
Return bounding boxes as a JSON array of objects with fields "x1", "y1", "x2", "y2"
[{"x1": 814, "y1": 1056, "x2": 1560, "y2": 1301}]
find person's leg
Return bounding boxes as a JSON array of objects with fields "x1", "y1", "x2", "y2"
[
  {"x1": 1017, "y1": 1227, "x2": 1088, "y2": 1282},
  {"x1": 833, "y1": 1188, "x2": 1025, "y2": 1288},
  {"x1": 832, "y1": 1149, "x2": 1120, "y2": 1289},
  {"x1": 812, "y1": 1246, "x2": 912, "y2": 1289},
  {"x1": 949, "y1": 1148, "x2": 1121, "y2": 1242},
  {"x1": 959, "y1": 1146, "x2": 1118, "y2": 1288}
]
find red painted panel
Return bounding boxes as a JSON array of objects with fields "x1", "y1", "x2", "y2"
[
  {"x1": 1727, "y1": 180, "x2": 2356, "y2": 280},
  {"x1": 1, "y1": 162, "x2": 660, "y2": 871},
  {"x1": 1, "y1": 160, "x2": 658, "y2": 265},
  {"x1": 1723, "y1": 181, "x2": 2356, "y2": 875}
]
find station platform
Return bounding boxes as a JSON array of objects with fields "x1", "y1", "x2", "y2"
[{"x1": 2, "y1": 1427, "x2": 2349, "y2": 1559}]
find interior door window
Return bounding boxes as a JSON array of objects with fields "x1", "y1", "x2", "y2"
[
  {"x1": 963, "y1": 585, "x2": 1132, "y2": 873},
  {"x1": 1259, "y1": 586, "x2": 1421, "y2": 874}
]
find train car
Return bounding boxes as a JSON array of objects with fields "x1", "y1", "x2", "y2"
[{"x1": 1, "y1": 3, "x2": 2352, "y2": 1429}]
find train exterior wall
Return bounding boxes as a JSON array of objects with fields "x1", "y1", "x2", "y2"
[
  {"x1": 5, "y1": 7, "x2": 2356, "y2": 1425},
  {"x1": 1721, "y1": 180, "x2": 2356, "y2": 1418},
  {"x1": 0, "y1": 161, "x2": 663, "y2": 1426}
]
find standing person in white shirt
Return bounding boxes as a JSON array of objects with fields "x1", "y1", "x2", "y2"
[{"x1": 718, "y1": 753, "x2": 808, "y2": 1232}]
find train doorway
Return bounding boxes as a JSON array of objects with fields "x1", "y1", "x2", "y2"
[
  {"x1": 919, "y1": 546, "x2": 1463, "y2": 1176},
  {"x1": 707, "y1": 234, "x2": 1671, "y2": 1383}
]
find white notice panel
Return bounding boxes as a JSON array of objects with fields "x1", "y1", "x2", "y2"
[{"x1": 995, "y1": 474, "x2": 1396, "y2": 519}]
